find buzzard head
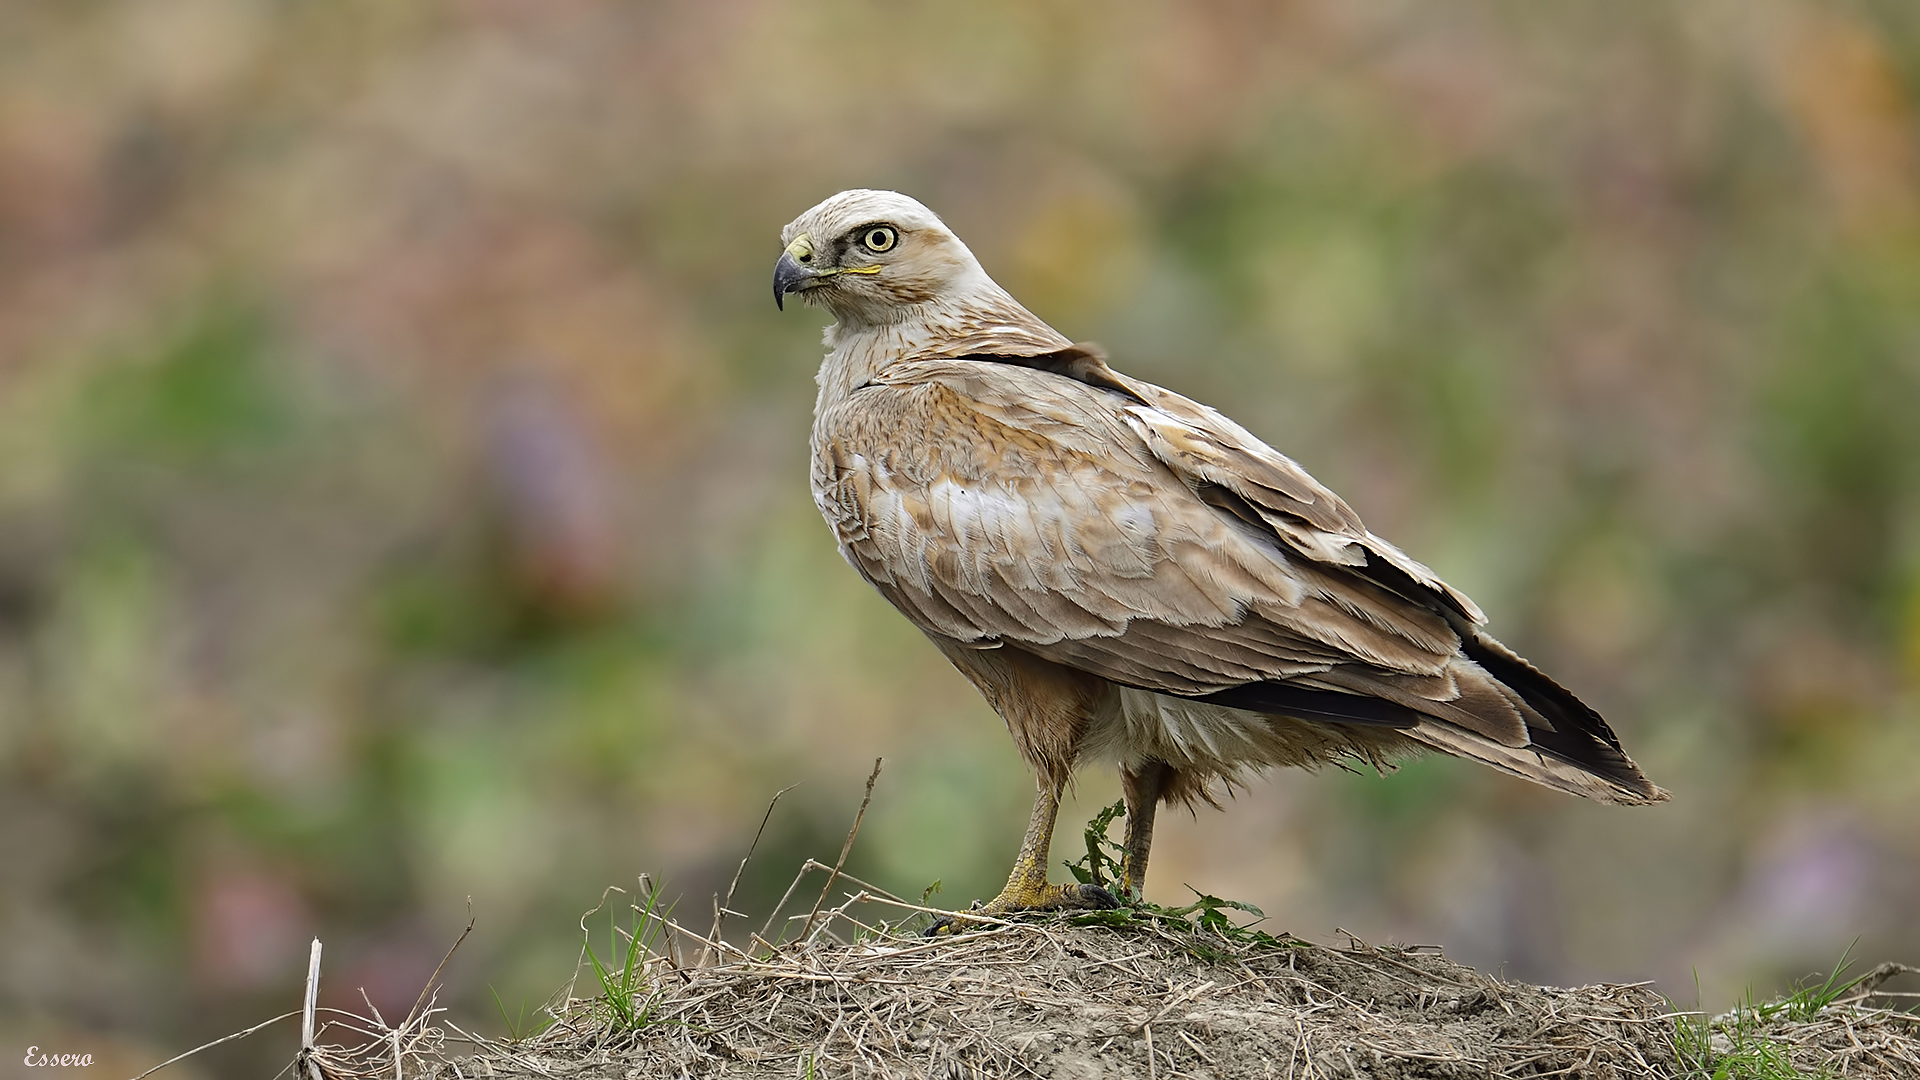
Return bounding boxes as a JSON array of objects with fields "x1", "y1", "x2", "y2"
[{"x1": 774, "y1": 190, "x2": 990, "y2": 325}]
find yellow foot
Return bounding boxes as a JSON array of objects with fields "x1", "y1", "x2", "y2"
[{"x1": 924, "y1": 881, "x2": 1119, "y2": 936}]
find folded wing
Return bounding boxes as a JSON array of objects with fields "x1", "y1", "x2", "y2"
[{"x1": 813, "y1": 352, "x2": 1664, "y2": 804}]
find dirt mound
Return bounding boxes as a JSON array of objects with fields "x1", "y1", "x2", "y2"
[
  {"x1": 166, "y1": 777, "x2": 1919, "y2": 1080},
  {"x1": 146, "y1": 872, "x2": 1918, "y2": 1080},
  {"x1": 184, "y1": 780, "x2": 1919, "y2": 1080},
  {"x1": 424, "y1": 797, "x2": 1918, "y2": 1080},
  {"x1": 465, "y1": 915, "x2": 1683, "y2": 1079}
]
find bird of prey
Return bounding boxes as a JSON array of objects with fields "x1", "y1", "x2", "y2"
[{"x1": 775, "y1": 189, "x2": 1666, "y2": 920}]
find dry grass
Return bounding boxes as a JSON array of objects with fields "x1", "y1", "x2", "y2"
[
  {"x1": 441, "y1": 868, "x2": 1677, "y2": 1079},
  {"x1": 149, "y1": 877, "x2": 1908, "y2": 1080},
  {"x1": 1698, "y1": 1000, "x2": 1920, "y2": 1080},
  {"x1": 1675, "y1": 960, "x2": 1920, "y2": 1080},
  {"x1": 429, "y1": 870, "x2": 1916, "y2": 1080},
  {"x1": 120, "y1": 872, "x2": 1920, "y2": 1080}
]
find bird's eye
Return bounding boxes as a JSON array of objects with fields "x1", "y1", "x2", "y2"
[{"x1": 862, "y1": 226, "x2": 898, "y2": 253}]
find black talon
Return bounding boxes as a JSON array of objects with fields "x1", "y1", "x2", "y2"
[{"x1": 1075, "y1": 883, "x2": 1121, "y2": 910}]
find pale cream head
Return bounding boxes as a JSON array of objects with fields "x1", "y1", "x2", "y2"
[{"x1": 774, "y1": 189, "x2": 998, "y2": 326}]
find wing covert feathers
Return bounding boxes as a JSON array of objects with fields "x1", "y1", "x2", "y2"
[{"x1": 811, "y1": 343, "x2": 1663, "y2": 806}]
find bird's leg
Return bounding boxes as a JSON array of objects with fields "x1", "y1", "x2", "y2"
[
  {"x1": 927, "y1": 770, "x2": 1115, "y2": 934},
  {"x1": 1119, "y1": 760, "x2": 1173, "y2": 902},
  {"x1": 987, "y1": 770, "x2": 1083, "y2": 911}
]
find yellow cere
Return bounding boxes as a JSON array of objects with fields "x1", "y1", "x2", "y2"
[{"x1": 785, "y1": 232, "x2": 880, "y2": 276}]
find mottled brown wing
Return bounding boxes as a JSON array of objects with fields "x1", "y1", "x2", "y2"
[
  {"x1": 814, "y1": 358, "x2": 1467, "y2": 695},
  {"x1": 814, "y1": 356, "x2": 1666, "y2": 803},
  {"x1": 952, "y1": 345, "x2": 1488, "y2": 626}
]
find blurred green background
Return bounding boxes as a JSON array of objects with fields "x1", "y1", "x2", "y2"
[{"x1": 3, "y1": 0, "x2": 1919, "y2": 1074}]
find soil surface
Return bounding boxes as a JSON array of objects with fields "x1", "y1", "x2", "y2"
[{"x1": 446, "y1": 917, "x2": 1706, "y2": 1079}]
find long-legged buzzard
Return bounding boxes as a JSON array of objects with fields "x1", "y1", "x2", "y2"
[{"x1": 775, "y1": 189, "x2": 1665, "y2": 921}]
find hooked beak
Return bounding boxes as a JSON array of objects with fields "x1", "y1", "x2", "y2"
[{"x1": 773, "y1": 251, "x2": 814, "y2": 311}]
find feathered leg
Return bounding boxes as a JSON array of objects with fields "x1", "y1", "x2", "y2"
[{"x1": 1119, "y1": 760, "x2": 1174, "y2": 902}]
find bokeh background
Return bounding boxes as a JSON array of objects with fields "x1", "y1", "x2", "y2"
[{"x1": 4, "y1": 0, "x2": 1920, "y2": 1074}]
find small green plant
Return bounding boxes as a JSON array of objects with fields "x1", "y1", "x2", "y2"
[
  {"x1": 1671, "y1": 947, "x2": 1869, "y2": 1080},
  {"x1": 1064, "y1": 799, "x2": 1128, "y2": 890},
  {"x1": 1061, "y1": 801, "x2": 1296, "y2": 959},
  {"x1": 581, "y1": 886, "x2": 673, "y2": 1033},
  {"x1": 1775, "y1": 942, "x2": 1860, "y2": 1023},
  {"x1": 1682, "y1": 1007, "x2": 1808, "y2": 1080},
  {"x1": 1171, "y1": 890, "x2": 1269, "y2": 937},
  {"x1": 488, "y1": 985, "x2": 552, "y2": 1044}
]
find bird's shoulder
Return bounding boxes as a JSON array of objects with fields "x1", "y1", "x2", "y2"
[
  {"x1": 818, "y1": 356, "x2": 1148, "y2": 467},
  {"x1": 820, "y1": 351, "x2": 1370, "y2": 547}
]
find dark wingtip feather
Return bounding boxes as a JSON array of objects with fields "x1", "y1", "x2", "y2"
[{"x1": 1462, "y1": 633, "x2": 1663, "y2": 801}]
